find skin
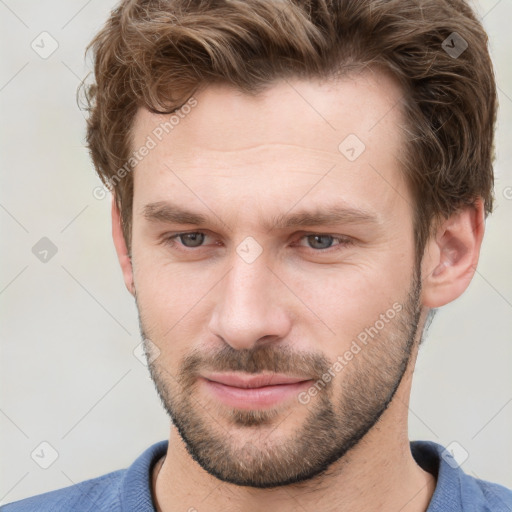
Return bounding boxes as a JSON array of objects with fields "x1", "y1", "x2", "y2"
[{"x1": 112, "y1": 70, "x2": 485, "y2": 512}]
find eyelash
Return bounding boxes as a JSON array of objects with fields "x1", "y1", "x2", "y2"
[{"x1": 162, "y1": 231, "x2": 354, "y2": 253}]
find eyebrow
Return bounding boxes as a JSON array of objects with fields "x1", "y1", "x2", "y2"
[{"x1": 142, "y1": 200, "x2": 379, "y2": 231}]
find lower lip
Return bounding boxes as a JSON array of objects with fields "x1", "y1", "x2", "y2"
[{"x1": 201, "y1": 378, "x2": 313, "y2": 409}]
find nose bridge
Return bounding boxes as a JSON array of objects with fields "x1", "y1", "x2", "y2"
[
  {"x1": 208, "y1": 246, "x2": 291, "y2": 350},
  {"x1": 228, "y1": 250, "x2": 271, "y2": 308}
]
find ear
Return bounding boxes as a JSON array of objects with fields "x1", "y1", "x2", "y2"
[
  {"x1": 111, "y1": 195, "x2": 135, "y2": 296},
  {"x1": 421, "y1": 198, "x2": 485, "y2": 308}
]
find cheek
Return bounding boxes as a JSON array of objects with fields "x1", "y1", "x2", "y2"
[
  {"x1": 284, "y1": 260, "x2": 412, "y2": 346},
  {"x1": 132, "y1": 251, "x2": 219, "y2": 343},
  {"x1": 136, "y1": 266, "x2": 201, "y2": 314}
]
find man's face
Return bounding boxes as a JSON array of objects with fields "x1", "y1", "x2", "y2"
[{"x1": 128, "y1": 72, "x2": 423, "y2": 488}]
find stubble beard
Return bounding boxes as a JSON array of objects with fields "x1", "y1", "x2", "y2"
[{"x1": 137, "y1": 270, "x2": 422, "y2": 488}]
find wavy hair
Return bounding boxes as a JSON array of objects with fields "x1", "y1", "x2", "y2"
[{"x1": 82, "y1": 0, "x2": 497, "y2": 259}]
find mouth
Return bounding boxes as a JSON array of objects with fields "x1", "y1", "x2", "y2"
[{"x1": 200, "y1": 372, "x2": 313, "y2": 409}]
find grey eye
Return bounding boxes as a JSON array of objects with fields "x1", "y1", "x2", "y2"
[
  {"x1": 305, "y1": 234, "x2": 335, "y2": 250},
  {"x1": 178, "y1": 232, "x2": 205, "y2": 248}
]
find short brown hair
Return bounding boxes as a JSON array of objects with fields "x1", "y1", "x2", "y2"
[{"x1": 83, "y1": 0, "x2": 497, "y2": 260}]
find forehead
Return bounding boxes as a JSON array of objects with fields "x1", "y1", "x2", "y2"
[
  {"x1": 132, "y1": 69, "x2": 405, "y2": 152},
  {"x1": 130, "y1": 70, "x2": 410, "y2": 227}
]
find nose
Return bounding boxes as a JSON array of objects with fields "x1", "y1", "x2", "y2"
[{"x1": 207, "y1": 250, "x2": 292, "y2": 351}]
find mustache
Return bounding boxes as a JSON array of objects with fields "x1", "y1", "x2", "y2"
[{"x1": 176, "y1": 343, "x2": 331, "y2": 387}]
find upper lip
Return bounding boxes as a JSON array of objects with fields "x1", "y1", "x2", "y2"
[{"x1": 202, "y1": 372, "x2": 312, "y2": 389}]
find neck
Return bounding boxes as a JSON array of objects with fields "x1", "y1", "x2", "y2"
[{"x1": 153, "y1": 434, "x2": 435, "y2": 512}]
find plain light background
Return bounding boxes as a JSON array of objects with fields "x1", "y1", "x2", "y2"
[{"x1": 1, "y1": 0, "x2": 511, "y2": 505}]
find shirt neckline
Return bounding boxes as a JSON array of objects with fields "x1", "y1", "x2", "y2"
[{"x1": 120, "y1": 439, "x2": 463, "y2": 512}]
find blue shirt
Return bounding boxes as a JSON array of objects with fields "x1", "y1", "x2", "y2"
[{"x1": 2, "y1": 440, "x2": 511, "y2": 511}]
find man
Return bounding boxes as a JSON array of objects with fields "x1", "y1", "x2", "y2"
[{"x1": 3, "y1": 0, "x2": 511, "y2": 510}]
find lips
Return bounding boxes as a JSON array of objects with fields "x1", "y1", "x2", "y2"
[{"x1": 202, "y1": 372, "x2": 311, "y2": 389}]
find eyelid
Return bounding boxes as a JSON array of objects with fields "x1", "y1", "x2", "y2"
[
  {"x1": 163, "y1": 230, "x2": 354, "y2": 252},
  {"x1": 164, "y1": 231, "x2": 215, "y2": 247},
  {"x1": 293, "y1": 233, "x2": 354, "y2": 251}
]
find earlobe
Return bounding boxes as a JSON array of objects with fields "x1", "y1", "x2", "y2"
[
  {"x1": 111, "y1": 195, "x2": 135, "y2": 296},
  {"x1": 420, "y1": 199, "x2": 485, "y2": 308}
]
